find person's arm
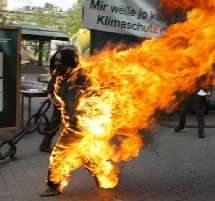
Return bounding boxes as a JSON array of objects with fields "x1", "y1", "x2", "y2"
[
  {"x1": 47, "y1": 76, "x2": 56, "y2": 96},
  {"x1": 207, "y1": 84, "x2": 213, "y2": 96},
  {"x1": 47, "y1": 75, "x2": 61, "y2": 107}
]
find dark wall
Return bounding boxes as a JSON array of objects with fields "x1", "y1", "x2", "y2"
[{"x1": 90, "y1": 30, "x2": 144, "y2": 55}]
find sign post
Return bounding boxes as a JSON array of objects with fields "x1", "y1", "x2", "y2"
[
  {"x1": 0, "y1": 26, "x2": 21, "y2": 132},
  {"x1": 83, "y1": 0, "x2": 169, "y2": 38},
  {"x1": 83, "y1": 0, "x2": 186, "y2": 54}
]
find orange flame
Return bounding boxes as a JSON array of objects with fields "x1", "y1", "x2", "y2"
[
  {"x1": 49, "y1": 0, "x2": 215, "y2": 191},
  {"x1": 159, "y1": 0, "x2": 215, "y2": 14}
]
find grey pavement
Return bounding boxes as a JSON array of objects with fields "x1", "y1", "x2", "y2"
[{"x1": 0, "y1": 72, "x2": 215, "y2": 201}]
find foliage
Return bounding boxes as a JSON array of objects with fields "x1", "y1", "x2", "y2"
[
  {"x1": 0, "y1": 0, "x2": 83, "y2": 64},
  {"x1": 64, "y1": 0, "x2": 83, "y2": 35},
  {"x1": 0, "y1": 0, "x2": 83, "y2": 36}
]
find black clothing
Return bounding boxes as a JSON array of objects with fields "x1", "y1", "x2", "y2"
[
  {"x1": 40, "y1": 105, "x2": 61, "y2": 149},
  {"x1": 46, "y1": 68, "x2": 88, "y2": 188},
  {"x1": 47, "y1": 75, "x2": 57, "y2": 96},
  {"x1": 40, "y1": 75, "x2": 61, "y2": 150},
  {"x1": 177, "y1": 93, "x2": 207, "y2": 133}
]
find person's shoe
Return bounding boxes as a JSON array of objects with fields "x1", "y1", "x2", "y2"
[
  {"x1": 198, "y1": 130, "x2": 205, "y2": 138},
  {"x1": 174, "y1": 126, "x2": 184, "y2": 132},
  {"x1": 39, "y1": 145, "x2": 53, "y2": 153},
  {"x1": 39, "y1": 186, "x2": 60, "y2": 197}
]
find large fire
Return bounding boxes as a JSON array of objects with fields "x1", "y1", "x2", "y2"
[{"x1": 49, "y1": 0, "x2": 215, "y2": 191}]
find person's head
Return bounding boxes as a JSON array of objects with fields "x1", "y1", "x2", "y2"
[
  {"x1": 49, "y1": 50, "x2": 61, "y2": 74},
  {"x1": 55, "y1": 47, "x2": 79, "y2": 76}
]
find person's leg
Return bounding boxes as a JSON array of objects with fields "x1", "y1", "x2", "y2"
[
  {"x1": 174, "y1": 99, "x2": 189, "y2": 132},
  {"x1": 39, "y1": 106, "x2": 61, "y2": 152},
  {"x1": 40, "y1": 169, "x2": 60, "y2": 197},
  {"x1": 195, "y1": 95, "x2": 206, "y2": 138},
  {"x1": 40, "y1": 124, "x2": 83, "y2": 196},
  {"x1": 83, "y1": 161, "x2": 100, "y2": 188},
  {"x1": 83, "y1": 159, "x2": 119, "y2": 189}
]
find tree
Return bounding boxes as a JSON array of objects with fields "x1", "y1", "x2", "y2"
[
  {"x1": 0, "y1": 0, "x2": 5, "y2": 9},
  {"x1": 64, "y1": 0, "x2": 83, "y2": 36},
  {"x1": 0, "y1": 0, "x2": 83, "y2": 64},
  {"x1": 0, "y1": 0, "x2": 83, "y2": 36}
]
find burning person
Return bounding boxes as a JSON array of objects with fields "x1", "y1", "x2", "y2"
[
  {"x1": 40, "y1": 47, "x2": 87, "y2": 196},
  {"x1": 39, "y1": 0, "x2": 215, "y2": 197},
  {"x1": 40, "y1": 45, "x2": 143, "y2": 197},
  {"x1": 39, "y1": 47, "x2": 124, "y2": 197}
]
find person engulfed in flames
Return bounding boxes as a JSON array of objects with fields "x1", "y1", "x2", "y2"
[
  {"x1": 39, "y1": 46, "x2": 143, "y2": 197},
  {"x1": 40, "y1": 47, "x2": 91, "y2": 196},
  {"x1": 38, "y1": 0, "x2": 215, "y2": 196}
]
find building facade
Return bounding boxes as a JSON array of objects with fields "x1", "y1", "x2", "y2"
[{"x1": 5, "y1": 0, "x2": 32, "y2": 10}]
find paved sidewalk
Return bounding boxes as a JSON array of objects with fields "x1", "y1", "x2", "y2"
[
  {"x1": 0, "y1": 71, "x2": 215, "y2": 200},
  {"x1": 159, "y1": 110, "x2": 215, "y2": 128},
  {"x1": 0, "y1": 111, "x2": 215, "y2": 201}
]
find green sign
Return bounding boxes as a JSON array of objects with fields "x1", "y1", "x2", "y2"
[{"x1": 0, "y1": 26, "x2": 20, "y2": 130}]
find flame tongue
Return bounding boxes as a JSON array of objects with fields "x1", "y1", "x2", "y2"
[
  {"x1": 50, "y1": 0, "x2": 215, "y2": 191},
  {"x1": 159, "y1": 0, "x2": 215, "y2": 13}
]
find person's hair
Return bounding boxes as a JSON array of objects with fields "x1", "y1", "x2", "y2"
[
  {"x1": 61, "y1": 48, "x2": 79, "y2": 68},
  {"x1": 49, "y1": 50, "x2": 61, "y2": 73}
]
